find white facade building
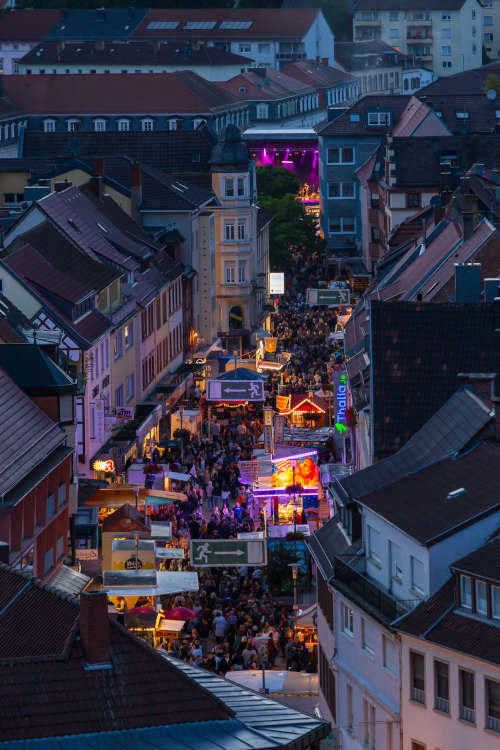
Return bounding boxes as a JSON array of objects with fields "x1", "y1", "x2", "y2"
[{"x1": 353, "y1": 0, "x2": 483, "y2": 77}]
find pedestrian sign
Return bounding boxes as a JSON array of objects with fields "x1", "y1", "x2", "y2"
[
  {"x1": 206, "y1": 379, "x2": 265, "y2": 402},
  {"x1": 190, "y1": 539, "x2": 267, "y2": 567},
  {"x1": 306, "y1": 288, "x2": 350, "y2": 306}
]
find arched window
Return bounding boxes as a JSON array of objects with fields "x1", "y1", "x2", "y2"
[
  {"x1": 229, "y1": 306, "x2": 244, "y2": 330},
  {"x1": 93, "y1": 118, "x2": 106, "y2": 132},
  {"x1": 141, "y1": 118, "x2": 154, "y2": 132},
  {"x1": 117, "y1": 118, "x2": 130, "y2": 131},
  {"x1": 43, "y1": 119, "x2": 56, "y2": 133},
  {"x1": 67, "y1": 119, "x2": 80, "y2": 132},
  {"x1": 193, "y1": 118, "x2": 206, "y2": 129}
]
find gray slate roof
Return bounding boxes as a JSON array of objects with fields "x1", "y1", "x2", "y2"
[
  {"x1": 165, "y1": 655, "x2": 329, "y2": 749},
  {"x1": 338, "y1": 387, "x2": 493, "y2": 500},
  {"x1": 0, "y1": 368, "x2": 65, "y2": 500},
  {"x1": 49, "y1": 565, "x2": 90, "y2": 595}
]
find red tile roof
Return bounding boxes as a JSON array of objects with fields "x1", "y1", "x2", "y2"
[
  {"x1": 397, "y1": 577, "x2": 500, "y2": 666},
  {"x1": 218, "y1": 67, "x2": 313, "y2": 102},
  {"x1": 0, "y1": 9, "x2": 61, "y2": 41},
  {"x1": 0, "y1": 563, "x2": 233, "y2": 742},
  {"x1": 283, "y1": 60, "x2": 357, "y2": 88},
  {"x1": 133, "y1": 8, "x2": 319, "y2": 41},
  {"x1": 4, "y1": 72, "x2": 240, "y2": 116}
]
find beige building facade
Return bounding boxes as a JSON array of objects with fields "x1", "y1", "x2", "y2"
[{"x1": 353, "y1": 0, "x2": 483, "y2": 77}]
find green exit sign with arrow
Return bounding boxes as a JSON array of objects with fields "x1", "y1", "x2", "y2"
[{"x1": 190, "y1": 539, "x2": 267, "y2": 567}]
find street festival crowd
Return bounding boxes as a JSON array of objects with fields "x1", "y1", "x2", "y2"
[{"x1": 133, "y1": 252, "x2": 346, "y2": 676}]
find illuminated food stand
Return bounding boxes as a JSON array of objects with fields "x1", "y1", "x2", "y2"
[
  {"x1": 253, "y1": 447, "x2": 320, "y2": 528},
  {"x1": 277, "y1": 393, "x2": 329, "y2": 429},
  {"x1": 295, "y1": 604, "x2": 318, "y2": 661}
]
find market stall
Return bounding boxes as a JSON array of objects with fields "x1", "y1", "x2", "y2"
[
  {"x1": 277, "y1": 393, "x2": 330, "y2": 429},
  {"x1": 153, "y1": 614, "x2": 186, "y2": 649},
  {"x1": 295, "y1": 604, "x2": 318, "y2": 662}
]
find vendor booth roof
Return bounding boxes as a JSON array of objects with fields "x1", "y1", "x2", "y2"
[
  {"x1": 85, "y1": 488, "x2": 187, "y2": 507},
  {"x1": 295, "y1": 603, "x2": 317, "y2": 628},
  {"x1": 283, "y1": 394, "x2": 329, "y2": 414},
  {"x1": 101, "y1": 570, "x2": 199, "y2": 597},
  {"x1": 101, "y1": 503, "x2": 149, "y2": 532},
  {"x1": 164, "y1": 471, "x2": 190, "y2": 482},
  {"x1": 226, "y1": 669, "x2": 317, "y2": 696}
]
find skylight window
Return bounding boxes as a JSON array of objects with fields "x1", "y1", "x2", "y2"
[
  {"x1": 147, "y1": 21, "x2": 179, "y2": 30},
  {"x1": 456, "y1": 111, "x2": 469, "y2": 119},
  {"x1": 184, "y1": 21, "x2": 217, "y2": 30},
  {"x1": 350, "y1": 114, "x2": 360, "y2": 122},
  {"x1": 219, "y1": 20, "x2": 253, "y2": 29}
]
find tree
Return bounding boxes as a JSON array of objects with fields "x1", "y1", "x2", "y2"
[
  {"x1": 260, "y1": 193, "x2": 326, "y2": 270},
  {"x1": 484, "y1": 73, "x2": 500, "y2": 94},
  {"x1": 257, "y1": 166, "x2": 300, "y2": 199}
]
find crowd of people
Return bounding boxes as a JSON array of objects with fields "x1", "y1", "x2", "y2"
[{"x1": 135, "y1": 254, "x2": 348, "y2": 675}]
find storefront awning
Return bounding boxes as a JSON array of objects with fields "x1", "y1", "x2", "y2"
[
  {"x1": 164, "y1": 471, "x2": 190, "y2": 482},
  {"x1": 102, "y1": 571, "x2": 199, "y2": 597},
  {"x1": 85, "y1": 487, "x2": 187, "y2": 507}
]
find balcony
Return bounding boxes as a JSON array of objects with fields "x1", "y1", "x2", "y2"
[
  {"x1": 460, "y1": 706, "x2": 475, "y2": 723},
  {"x1": 354, "y1": 27, "x2": 381, "y2": 41},
  {"x1": 411, "y1": 687, "x2": 425, "y2": 704},
  {"x1": 407, "y1": 28, "x2": 432, "y2": 40},
  {"x1": 332, "y1": 556, "x2": 415, "y2": 624},
  {"x1": 487, "y1": 715, "x2": 500, "y2": 733},
  {"x1": 435, "y1": 697, "x2": 449, "y2": 714}
]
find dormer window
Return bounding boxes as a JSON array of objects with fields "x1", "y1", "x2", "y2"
[
  {"x1": 67, "y1": 118, "x2": 80, "y2": 132},
  {"x1": 368, "y1": 111, "x2": 391, "y2": 126},
  {"x1": 93, "y1": 118, "x2": 106, "y2": 132},
  {"x1": 460, "y1": 574, "x2": 472, "y2": 609},
  {"x1": 493, "y1": 585, "x2": 500, "y2": 619},
  {"x1": 475, "y1": 579, "x2": 488, "y2": 615},
  {"x1": 117, "y1": 118, "x2": 130, "y2": 131},
  {"x1": 141, "y1": 118, "x2": 154, "y2": 132},
  {"x1": 43, "y1": 118, "x2": 56, "y2": 133}
]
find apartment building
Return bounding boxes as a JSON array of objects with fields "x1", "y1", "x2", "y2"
[
  {"x1": 132, "y1": 8, "x2": 335, "y2": 71},
  {"x1": 353, "y1": 0, "x2": 483, "y2": 76},
  {"x1": 309, "y1": 387, "x2": 500, "y2": 750},
  {"x1": 482, "y1": 0, "x2": 500, "y2": 59},
  {"x1": 397, "y1": 534, "x2": 500, "y2": 749}
]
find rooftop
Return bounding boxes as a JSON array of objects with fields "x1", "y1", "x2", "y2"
[
  {"x1": 316, "y1": 94, "x2": 411, "y2": 136},
  {"x1": 283, "y1": 60, "x2": 357, "y2": 88},
  {"x1": 0, "y1": 368, "x2": 65, "y2": 500},
  {"x1": 355, "y1": 0, "x2": 467, "y2": 9},
  {"x1": 133, "y1": 8, "x2": 322, "y2": 41},
  {"x1": 359, "y1": 440, "x2": 500, "y2": 545},
  {"x1": 0, "y1": 344, "x2": 74, "y2": 394},
  {"x1": 0, "y1": 9, "x2": 61, "y2": 41},
  {"x1": 48, "y1": 7, "x2": 148, "y2": 40},
  {"x1": 20, "y1": 40, "x2": 251, "y2": 68},
  {"x1": 3, "y1": 72, "x2": 240, "y2": 116},
  {"x1": 218, "y1": 67, "x2": 314, "y2": 102},
  {"x1": 101, "y1": 503, "x2": 149, "y2": 533},
  {"x1": 396, "y1": 576, "x2": 500, "y2": 667},
  {"x1": 370, "y1": 300, "x2": 500, "y2": 460},
  {"x1": 335, "y1": 40, "x2": 406, "y2": 72},
  {"x1": 420, "y1": 61, "x2": 500, "y2": 97},
  {"x1": 451, "y1": 535, "x2": 500, "y2": 581}
]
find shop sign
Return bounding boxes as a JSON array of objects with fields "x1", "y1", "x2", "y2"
[
  {"x1": 75, "y1": 548, "x2": 98, "y2": 560},
  {"x1": 333, "y1": 371, "x2": 348, "y2": 434},
  {"x1": 155, "y1": 547, "x2": 185, "y2": 559},
  {"x1": 264, "y1": 424, "x2": 273, "y2": 454},
  {"x1": 95, "y1": 399, "x2": 105, "y2": 443},
  {"x1": 276, "y1": 395, "x2": 290, "y2": 412},
  {"x1": 269, "y1": 272, "x2": 285, "y2": 295},
  {"x1": 116, "y1": 406, "x2": 134, "y2": 420},
  {"x1": 274, "y1": 414, "x2": 285, "y2": 444},
  {"x1": 93, "y1": 459, "x2": 115, "y2": 472},
  {"x1": 238, "y1": 460, "x2": 259, "y2": 482},
  {"x1": 264, "y1": 407, "x2": 274, "y2": 426},
  {"x1": 125, "y1": 556, "x2": 143, "y2": 570}
]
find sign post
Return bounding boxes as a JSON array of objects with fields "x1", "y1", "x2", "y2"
[
  {"x1": 306, "y1": 288, "x2": 350, "y2": 306},
  {"x1": 190, "y1": 539, "x2": 267, "y2": 567},
  {"x1": 206, "y1": 379, "x2": 264, "y2": 402}
]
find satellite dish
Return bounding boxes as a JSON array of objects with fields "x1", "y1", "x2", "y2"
[{"x1": 487, "y1": 88, "x2": 497, "y2": 101}]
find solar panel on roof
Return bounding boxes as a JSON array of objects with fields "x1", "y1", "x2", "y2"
[
  {"x1": 147, "y1": 21, "x2": 179, "y2": 29},
  {"x1": 219, "y1": 21, "x2": 253, "y2": 29},
  {"x1": 184, "y1": 21, "x2": 217, "y2": 29}
]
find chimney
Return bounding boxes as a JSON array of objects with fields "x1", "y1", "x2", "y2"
[
  {"x1": 457, "y1": 372, "x2": 497, "y2": 400},
  {"x1": 484, "y1": 277, "x2": 500, "y2": 302},
  {"x1": 0, "y1": 542, "x2": 9, "y2": 564},
  {"x1": 79, "y1": 591, "x2": 111, "y2": 667},
  {"x1": 462, "y1": 191, "x2": 478, "y2": 240},
  {"x1": 440, "y1": 169, "x2": 452, "y2": 204},
  {"x1": 130, "y1": 162, "x2": 142, "y2": 225},
  {"x1": 455, "y1": 262, "x2": 481, "y2": 302},
  {"x1": 54, "y1": 179, "x2": 72, "y2": 193},
  {"x1": 90, "y1": 159, "x2": 105, "y2": 201}
]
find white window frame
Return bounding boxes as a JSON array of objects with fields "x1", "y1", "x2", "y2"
[
  {"x1": 224, "y1": 177, "x2": 234, "y2": 198},
  {"x1": 328, "y1": 181, "x2": 355, "y2": 199},
  {"x1": 361, "y1": 618, "x2": 375, "y2": 656},
  {"x1": 411, "y1": 556, "x2": 425, "y2": 595},
  {"x1": 238, "y1": 260, "x2": 246, "y2": 283},
  {"x1": 367, "y1": 525, "x2": 381, "y2": 565},
  {"x1": 341, "y1": 601, "x2": 354, "y2": 637},
  {"x1": 237, "y1": 220, "x2": 246, "y2": 240},
  {"x1": 367, "y1": 111, "x2": 391, "y2": 126},
  {"x1": 475, "y1": 579, "x2": 488, "y2": 615},
  {"x1": 224, "y1": 262, "x2": 236, "y2": 284},
  {"x1": 224, "y1": 222, "x2": 235, "y2": 241},
  {"x1": 43, "y1": 118, "x2": 56, "y2": 133},
  {"x1": 66, "y1": 118, "x2": 80, "y2": 132},
  {"x1": 117, "y1": 118, "x2": 130, "y2": 131},
  {"x1": 93, "y1": 118, "x2": 106, "y2": 132},
  {"x1": 441, "y1": 46, "x2": 452, "y2": 56},
  {"x1": 460, "y1": 574, "x2": 472, "y2": 609},
  {"x1": 329, "y1": 217, "x2": 356, "y2": 235},
  {"x1": 256, "y1": 103, "x2": 269, "y2": 120},
  {"x1": 327, "y1": 146, "x2": 354, "y2": 165},
  {"x1": 141, "y1": 118, "x2": 154, "y2": 132},
  {"x1": 492, "y1": 585, "x2": 500, "y2": 620},
  {"x1": 484, "y1": 15, "x2": 494, "y2": 25}
]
